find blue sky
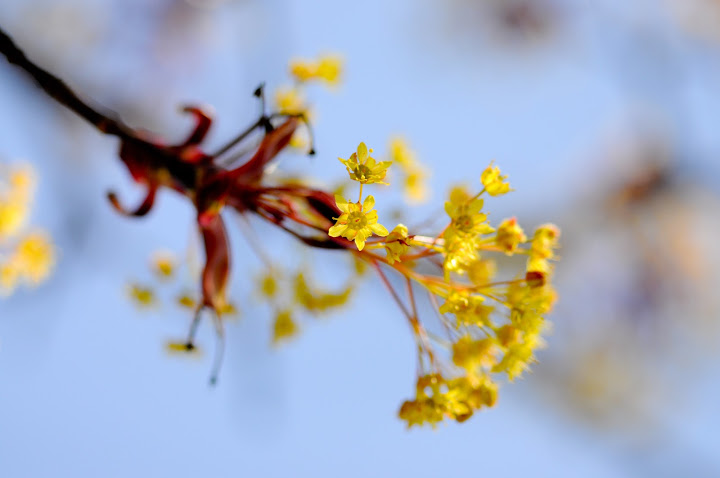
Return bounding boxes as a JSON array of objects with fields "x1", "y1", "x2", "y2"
[{"x1": 2, "y1": 1, "x2": 720, "y2": 476}]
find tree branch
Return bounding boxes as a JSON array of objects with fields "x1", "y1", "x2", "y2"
[{"x1": 0, "y1": 25, "x2": 134, "y2": 141}]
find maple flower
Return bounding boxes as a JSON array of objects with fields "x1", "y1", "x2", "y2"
[
  {"x1": 452, "y1": 335, "x2": 498, "y2": 371},
  {"x1": 274, "y1": 86, "x2": 307, "y2": 115},
  {"x1": 272, "y1": 309, "x2": 298, "y2": 343},
  {"x1": 0, "y1": 261, "x2": 19, "y2": 296},
  {"x1": 480, "y1": 163, "x2": 511, "y2": 196},
  {"x1": 128, "y1": 283, "x2": 156, "y2": 308},
  {"x1": 13, "y1": 232, "x2": 55, "y2": 285},
  {"x1": 315, "y1": 55, "x2": 343, "y2": 85},
  {"x1": 384, "y1": 224, "x2": 409, "y2": 264},
  {"x1": 289, "y1": 55, "x2": 343, "y2": 85},
  {"x1": 495, "y1": 217, "x2": 527, "y2": 254},
  {"x1": 527, "y1": 223, "x2": 560, "y2": 274},
  {"x1": 151, "y1": 251, "x2": 176, "y2": 279},
  {"x1": 293, "y1": 272, "x2": 351, "y2": 313},
  {"x1": 444, "y1": 196, "x2": 494, "y2": 238},
  {"x1": 338, "y1": 142, "x2": 392, "y2": 185},
  {"x1": 328, "y1": 194, "x2": 388, "y2": 251}
]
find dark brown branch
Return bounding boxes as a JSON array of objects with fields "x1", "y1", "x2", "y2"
[{"x1": 0, "y1": 26, "x2": 134, "y2": 141}]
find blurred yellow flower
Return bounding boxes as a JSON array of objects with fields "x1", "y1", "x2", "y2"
[
  {"x1": 289, "y1": 54, "x2": 343, "y2": 85},
  {"x1": 480, "y1": 163, "x2": 511, "y2": 196},
  {"x1": 272, "y1": 309, "x2": 298, "y2": 343},
  {"x1": 13, "y1": 232, "x2": 55, "y2": 285}
]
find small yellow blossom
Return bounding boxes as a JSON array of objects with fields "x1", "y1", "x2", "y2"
[
  {"x1": 439, "y1": 291, "x2": 494, "y2": 327},
  {"x1": 218, "y1": 301, "x2": 239, "y2": 317},
  {"x1": 289, "y1": 59, "x2": 316, "y2": 83},
  {"x1": 402, "y1": 170, "x2": 428, "y2": 203},
  {"x1": 328, "y1": 194, "x2": 389, "y2": 251},
  {"x1": 14, "y1": 232, "x2": 55, "y2": 285},
  {"x1": 272, "y1": 309, "x2": 298, "y2": 343},
  {"x1": 274, "y1": 86, "x2": 307, "y2": 115},
  {"x1": 444, "y1": 196, "x2": 493, "y2": 238},
  {"x1": 151, "y1": 251, "x2": 175, "y2": 279},
  {"x1": 294, "y1": 272, "x2": 352, "y2": 313},
  {"x1": 527, "y1": 223, "x2": 560, "y2": 274},
  {"x1": 128, "y1": 283, "x2": 156, "y2": 308},
  {"x1": 315, "y1": 55, "x2": 343, "y2": 85},
  {"x1": 452, "y1": 335, "x2": 497, "y2": 371},
  {"x1": 481, "y1": 163, "x2": 511, "y2": 196},
  {"x1": 176, "y1": 293, "x2": 197, "y2": 309},
  {"x1": 0, "y1": 197, "x2": 29, "y2": 240},
  {"x1": 467, "y1": 258, "x2": 496, "y2": 286},
  {"x1": 289, "y1": 55, "x2": 343, "y2": 85},
  {"x1": 260, "y1": 271, "x2": 279, "y2": 298},
  {"x1": 495, "y1": 217, "x2": 527, "y2": 254},
  {"x1": 496, "y1": 324, "x2": 521, "y2": 348},
  {"x1": 449, "y1": 184, "x2": 472, "y2": 204},
  {"x1": 0, "y1": 260, "x2": 19, "y2": 296},
  {"x1": 384, "y1": 224, "x2": 409, "y2": 264},
  {"x1": 338, "y1": 142, "x2": 392, "y2": 185}
]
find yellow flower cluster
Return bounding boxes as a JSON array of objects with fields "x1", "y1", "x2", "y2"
[
  {"x1": 128, "y1": 250, "x2": 239, "y2": 317},
  {"x1": 289, "y1": 55, "x2": 343, "y2": 85},
  {"x1": 329, "y1": 142, "x2": 391, "y2": 251},
  {"x1": 275, "y1": 54, "x2": 343, "y2": 152},
  {"x1": 327, "y1": 151, "x2": 560, "y2": 427},
  {"x1": 253, "y1": 267, "x2": 353, "y2": 344},
  {"x1": 0, "y1": 162, "x2": 55, "y2": 297}
]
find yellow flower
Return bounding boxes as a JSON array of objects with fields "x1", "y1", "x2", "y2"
[
  {"x1": 439, "y1": 291, "x2": 494, "y2": 327},
  {"x1": 8, "y1": 165, "x2": 35, "y2": 194},
  {"x1": 384, "y1": 224, "x2": 409, "y2": 264},
  {"x1": 176, "y1": 293, "x2": 197, "y2": 309},
  {"x1": 316, "y1": 55, "x2": 343, "y2": 85},
  {"x1": 444, "y1": 195, "x2": 493, "y2": 238},
  {"x1": 218, "y1": 301, "x2": 239, "y2": 317},
  {"x1": 274, "y1": 86, "x2": 307, "y2": 115},
  {"x1": 294, "y1": 272, "x2": 352, "y2": 313},
  {"x1": 128, "y1": 283, "x2": 155, "y2": 308},
  {"x1": 402, "y1": 169, "x2": 428, "y2": 204},
  {"x1": 151, "y1": 251, "x2": 175, "y2": 279},
  {"x1": 289, "y1": 59, "x2": 317, "y2": 83},
  {"x1": 495, "y1": 217, "x2": 527, "y2": 254},
  {"x1": 272, "y1": 309, "x2": 298, "y2": 343},
  {"x1": 481, "y1": 163, "x2": 511, "y2": 196},
  {"x1": 467, "y1": 258, "x2": 496, "y2": 286},
  {"x1": 289, "y1": 55, "x2": 343, "y2": 85},
  {"x1": 338, "y1": 142, "x2": 392, "y2": 185},
  {"x1": 0, "y1": 260, "x2": 20, "y2": 296},
  {"x1": 452, "y1": 335, "x2": 497, "y2": 371},
  {"x1": 328, "y1": 194, "x2": 388, "y2": 251},
  {"x1": 527, "y1": 223, "x2": 560, "y2": 274},
  {"x1": 492, "y1": 343, "x2": 534, "y2": 381},
  {"x1": 259, "y1": 271, "x2": 279, "y2": 298},
  {"x1": 14, "y1": 232, "x2": 55, "y2": 285},
  {"x1": 0, "y1": 198, "x2": 29, "y2": 240}
]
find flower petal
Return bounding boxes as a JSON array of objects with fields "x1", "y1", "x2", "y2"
[
  {"x1": 334, "y1": 194, "x2": 350, "y2": 213},
  {"x1": 370, "y1": 223, "x2": 389, "y2": 236},
  {"x1": 328, "y1": 224, "x2": 348, "y2": 237},
  {"x1": 363, "y1": 194, "x2": 375, "y2": 211},
  {"x1": 357, "y1": 142, "x2": 368, "y2": 163}
]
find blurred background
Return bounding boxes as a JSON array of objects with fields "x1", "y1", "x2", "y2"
[{"x1": 2, "y1": 0, "x2": 720, "y2": 476}]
